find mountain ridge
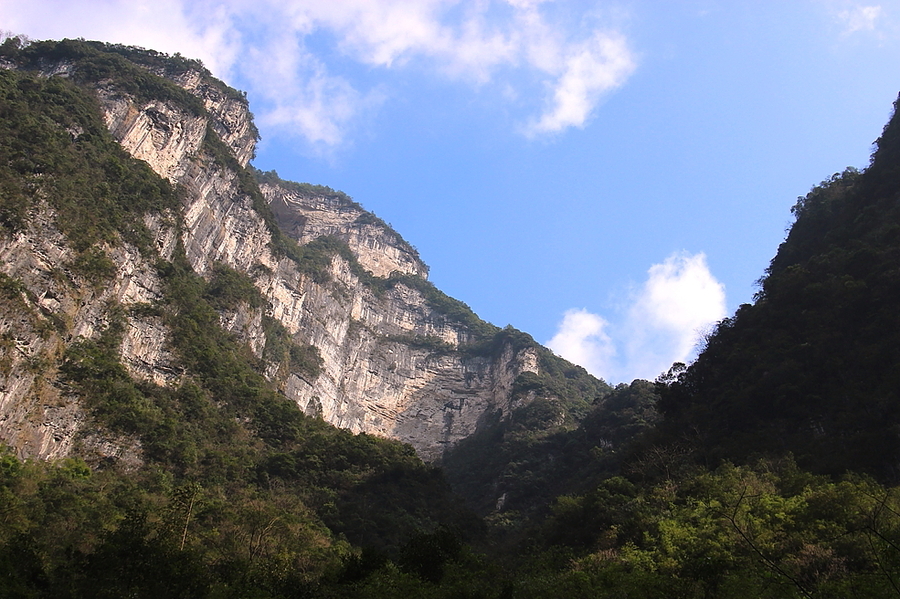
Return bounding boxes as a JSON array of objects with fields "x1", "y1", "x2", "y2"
[
  {"x1": 4, "y1": 35, "x2": 900, "y2": 598},
  {"x1": 0, "y1": 37, "x2": 606, "y2": 465}
]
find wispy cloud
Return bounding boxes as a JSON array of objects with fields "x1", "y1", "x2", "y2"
[
  {"x1": 526, "y1": 31, "x2": 635, "y2": 135},
  {"x1": 0, "y1": 0, "x2": 637, "y2": 151},
  {"x1": 547, "y1": 252, "x2": 727, "y2": 383},
  {"x1": 836, "y1": 4, "x2": 884, "y2": 34},
  {"x1": 241, "y1": 32, "x2": 384, "y2": 152},
  {"x1": 0, "y1": 0, "x2": 240, "y2": 77}
]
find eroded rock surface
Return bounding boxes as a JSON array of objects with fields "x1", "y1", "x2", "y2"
[{"x1": 0, "y1": 57, "x2": 547, "y2": 463}]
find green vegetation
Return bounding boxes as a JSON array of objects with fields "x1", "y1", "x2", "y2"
[
  {"x1": 0, "y1": 273, "x2": 45, "y2": 332},
  {"x1": 381, "y1": 333, "x2": 456, "y2": 355},
  {"x1": 515, "y1": 459, "x2": 900, "y2": 598},
  {"x1": 0, "y1": 67, "x2": 176, "y2": 259},
  {"x1": 96, "y1": 40, "x2": 256, "y2": 113},
  {"x1": 8, "y1": 37, "x2": 900, "y2": 598},
  {"x1": 0, "y1": 36, "x2": 256, "y2": 130},
  {"x1": 68, "y1": 245, "x2": 117, "y2": 286},
  {"x1": 205, "y1": 262, "x2": 266, "y2": 310},
  {"x1": 443, "y1": 325, "x2": 616, "y2": 511},
  {"x1": 263, "y1": 315, "x2": 324, "y2": 380},
  {"x1": 255, "y1": 169, "x2": 359, "y2": 208},
  {"x1": 384, "y1": 273, "x2": 500, "y2": 340},
  {"x1": 655, "y1": 104, "x2": 900, "y2": 479},
  {"x1": 203, "y1": 132, "x2": 381, "y2": 287},
  {"x1": 296, "y1": 235, "x2": 372, "y2": 283},
  {"x1": 442, "y1": 379, "x2": 650, "y2": 520},
  {"x1": 2, "y1": 38, "x2": 207, "y2": 116},
  {"x1": 236, "y1": 170, "x2": 488, "y2": 344},
  {"x1": 201, "y1": 124, "x2": 302, "y2": 259},
  {"x1": 12, "y1": 437, "x2": 898, "y2": 598}
]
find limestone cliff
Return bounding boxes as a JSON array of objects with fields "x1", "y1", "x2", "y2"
[
  {"x1": 262, "y1": 178, "x2": 427, "y2": 279},
  {"x1": 0, "y1": 40, "x2": 598, "y2": 465}
]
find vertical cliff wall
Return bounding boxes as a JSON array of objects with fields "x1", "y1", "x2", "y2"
[{"x1": 0, "y1": 41, "x2": 588, "y2": 464}]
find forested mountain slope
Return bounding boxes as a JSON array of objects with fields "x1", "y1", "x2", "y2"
[
  {"x1": 3, "y1": 34, "x2": 900, "y2": 598},
  {"x1": 0, "y1": 36, "x2": 625, "y2": 597},
  {"x1": 0, "y1": 37, "x2": 491, "y2": 595},
  {"x1": 656, "y1": 95, "x2": 900, "y2": 480}
]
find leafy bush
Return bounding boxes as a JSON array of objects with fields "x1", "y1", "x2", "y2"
[
  {"x1": 382, "y1": 333, "x2": 455, "y2": 355},
  {"x1": 69, "y1": 246, "x2": 117, "y2": 285},
  {"x1": 205, "y1": 262, "x2": 265, "y2": 310},
  {"x1": 262, "y1": 315, "x2": 323, "y2": 380},
  {"x1": 289, "y1": 342, "x2": 323, "y2": 379},
  {"x1": 0, "y1": 69, "x2": 177, "y2": 254}
]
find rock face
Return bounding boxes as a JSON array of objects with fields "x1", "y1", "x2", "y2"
[
  {"x1": 264, "y1": 183, "x2": 427, "y2": 279},
  {"x1": 0, "y1": 48, "x2": 549, "y2": 463}
]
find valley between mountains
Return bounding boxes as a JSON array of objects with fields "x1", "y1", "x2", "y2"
[{"x1": 2, "y1": 37, "x2": 900, "y2": 598}]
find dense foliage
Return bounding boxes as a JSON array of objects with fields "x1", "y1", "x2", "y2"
[
  {"x1": 5, "y1": 37, "x2": 900, "y2": 597},
  {"x1": 442, "y1": 379, "x2": 654, "y2": 523},
  {"x1": 0, "y1": 67, "x2": 176, "y2": 258},
  {"x1": 656, "y1": 96, "x2": 900, "y2": 480},
  {"x1": 515, "y1": 459, "x2": 900, "y2": 598},
  {"x1": 5, "y1": 444, "x2": 900, "y2": 598}
]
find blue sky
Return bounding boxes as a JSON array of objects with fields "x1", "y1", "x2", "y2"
[{"x1": 4, "y1": 1, "x2": 900, "y2": 383}]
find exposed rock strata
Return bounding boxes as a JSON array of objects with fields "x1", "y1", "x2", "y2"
[
  {"x1": 0, "y1": 201, "x2": 172, "y2": 460},
  {"x1": 264, "y1": 183, "x2": 427, "y2": 279},
  {"x1": 0, "y1": 58, "x2": 545, "y2": 463}
]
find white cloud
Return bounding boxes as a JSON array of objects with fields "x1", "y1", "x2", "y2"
[
  {"x1": 0, "y1": 0, "x2": 240, "y2": 77},
  {"x1": 241, "y1": 33, "x2": 382, "y2": 151},
  {"x1": 836, "y1": 4, "x2": 883, "y2": 34},
  {"x1": 527, "y1": 31, "x2": 635, "y2": 135},
  {"x1": 545, "y1": 309, "x2": 617, "y2": 378},
  {"x1": 623, "y1": 251, "x2": 727, "y2": 379},
  {"x1": 0, "y1": 0, "x2": 637, "y2": 151},
  {"x1": 547, "y1": 252, "x2": 727, "y2": 383}
]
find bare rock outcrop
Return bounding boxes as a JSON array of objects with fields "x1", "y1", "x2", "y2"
[{"x1": 0, "y1": 54, "x2": 549, "y2": 463}]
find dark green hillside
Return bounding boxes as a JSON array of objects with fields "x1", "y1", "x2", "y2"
[
  {"x1": 656, "y1": 95, "x2": 900, "y2": 480},
  {"x1": 0, "y1": 66, "x2": 177, "y2": 257},
  {"x1": 441, "y1": 377, "x2": 652, "y2": 516}
]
